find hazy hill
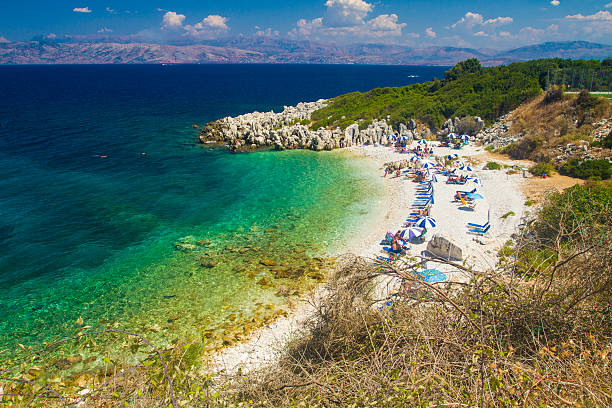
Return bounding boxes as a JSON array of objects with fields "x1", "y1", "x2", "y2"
[{"x1": 0, "y1": 39, "x2": 610, "y2": 65}]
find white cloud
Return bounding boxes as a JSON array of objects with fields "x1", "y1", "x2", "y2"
[
  {"x1": 256, "y1": 27, "x2": 280, "y2": 37},
  {"x1": 162, "y1": 11, "x2": 186, "y2": 29},
  {"x1": 550, "y1": 1, "x2": 560, "y2": 6},
  {"x1": 184, "y1": 15, "x2": 230, "y2": 38},
  {"x1": 106, "y1": 7, "x2": 117, "y2": 14},
  {"x1": 324, "y1": 0, "x2": 373, "y2": 27},
  {"x1": 566, "y1": 10, "x2": 612, "y2": 21},
  {"x1": 98, "y1": 27, "x2": 113, "y2": 33},
  {"x1": 451, "y1": 12, "x2": 513, "y2": 30},
  {"x1": 425, "y1": 27, "x2": 436, "y2": 38},
  {"x1": 45, "y1": 33, "x2": 57, "y2": 39},
  {"x1": 200, "y1": 15, "x2": 229, "y2": 30},
  {"x1": 290, "y1": 1, "x2": 408, "y2": 43},
  {"x1": 73, "y1": 7, "x2": 92, "y2": 13},
  {"x1": 0, "y1": 36, "x2": 10, "y2": 43},
  {"x1": 606, "y1": 3, "x2": 612, "y2": 9},
  {"x1": 474, "y1": 31, "x2": 488, "y2": 37}
]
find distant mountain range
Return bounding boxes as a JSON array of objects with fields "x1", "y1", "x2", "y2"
[{"x1": 0, "y1": 39, "x2": 610, "y2": 66}]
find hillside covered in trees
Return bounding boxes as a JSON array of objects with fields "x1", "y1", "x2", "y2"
[{"x1": 309, "y1": 58, "x2": 612, "y2": 131}]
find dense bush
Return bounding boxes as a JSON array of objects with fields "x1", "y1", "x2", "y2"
[
  {"x1": 530, "y1": 161, "x2": 555, "y2": 176},
  {"x1": 559, "y1": 158, "x2": 612, "y2": 180},
  {"x1": 536, "y1": 181, "x2": 612, "y2": 241},
  {"x1": 485, "y1": 161, "x2": 501, "y2": 170}
]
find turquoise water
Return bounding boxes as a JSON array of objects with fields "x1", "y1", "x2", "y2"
[{"x1": 0, "y1": 65, "x2": 445, "y2": 361}]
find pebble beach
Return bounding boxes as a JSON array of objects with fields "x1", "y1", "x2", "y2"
[{"x1": 209, "y1": 141, "x2": 535, "y2": 375}]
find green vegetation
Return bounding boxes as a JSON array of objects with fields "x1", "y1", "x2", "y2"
[
  {"x1": 529, "y1": 162, "x2": 555, "y2": 176},
  {"x1": 536, "y1": 181, "x2": 612, "y2": 241},
  {"x1": 500, "y1": 210, "x2": 515, "y2": 219},
  {"x1": 524, "y1": 200, "x2": 535, "y2": 206},
  {"x1": 310, "y1": 58, "x2": 611, "y2": 132},
  {"x1": 559, "y1": 158, "x2": 612, "y2": 180},
  {"x1": 485, "y1": 161, "x2": 501, "y2": 170}
]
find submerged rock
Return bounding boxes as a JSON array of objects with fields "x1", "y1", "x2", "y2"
[
  {"x1": 55, "y1": 354, "x2": 82, "y2": 370},
  {"x1": 259, "y1": 259, "x2": 277, "y2": 267}
]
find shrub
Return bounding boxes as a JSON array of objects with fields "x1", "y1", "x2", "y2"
[
  {"x1": 602, "y1": 131, "x2": 612, "y2": 149},
  {"x1": 485, "y1": 161, "x2": 501, "y2": 170},
  {"x1": 530, "y1": 162, "x2": 555, "y2": 176},
  {"x1": 542, "y1": 86, "x2": 563, "y2": 104},
  {"x1": 559, "y1": 159, "x2": 612, "y2": 180}
]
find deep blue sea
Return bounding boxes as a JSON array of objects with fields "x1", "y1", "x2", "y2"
[{"x1": 0, "y1": 64, "x2": 446, "y2": 360}]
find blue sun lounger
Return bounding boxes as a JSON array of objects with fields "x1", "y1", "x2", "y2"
[
  {"x1": 468, "y1": 225, "x2": 490, "y2": 235},
  {"x1": 467, "y1": 220, "x2": 489, "y2": 229}
]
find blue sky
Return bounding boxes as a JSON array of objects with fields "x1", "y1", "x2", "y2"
[{"x1": 1, "y1": 1, "x2": 611, "y2": 49}]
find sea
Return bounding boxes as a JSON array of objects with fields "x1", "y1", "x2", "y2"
[{"x1": 0, "y1": 64, "x2": 446, "y2": 362}]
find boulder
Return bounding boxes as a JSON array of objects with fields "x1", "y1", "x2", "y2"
[{"x1": 426, "y1": 234, "x2": 463, "y2": 261}]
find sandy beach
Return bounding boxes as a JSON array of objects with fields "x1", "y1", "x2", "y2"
[{"x1": 208, "y1": 142, "x2": 537, "y2": 376}]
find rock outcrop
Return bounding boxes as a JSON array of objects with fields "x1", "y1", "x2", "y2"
[
  {"x1": 426, "y1": 234, "x2": 463, "y2": 261},
  {"x1": 200, "y1": 100, "x2": 424, "y2": 151}
]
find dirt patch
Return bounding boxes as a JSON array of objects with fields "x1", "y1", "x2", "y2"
[{"x1": 521, "y1": 174, "x2": 584, "y2": 202}]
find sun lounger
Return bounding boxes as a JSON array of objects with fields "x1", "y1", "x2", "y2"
[
  {"x1": 468, "y1": 225, "x2": 490, "y2": 235},
  {"x1": 467, "y1": 221, "x2": 489, "y2": 229},
  {"x1": 457, "y1": 188, "x2": 477, "y2": 195}
]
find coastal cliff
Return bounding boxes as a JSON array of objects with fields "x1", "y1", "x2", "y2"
[{"x1": 200, "y1": 100, "x2": 433, "y2": 151}]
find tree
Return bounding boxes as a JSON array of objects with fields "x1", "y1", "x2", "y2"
[{"x1": 444, "y1": 58, "x2": 484, "y2": 81}]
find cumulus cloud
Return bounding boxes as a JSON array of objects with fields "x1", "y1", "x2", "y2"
[
  {"x1": 45, "y1": 33, "x2": 57, "y2": 39},
  {"x1": 106, "y1": 7, "x2": 117, "y2": 14},
  {"x1": 451, "y1": 12, "x2": 513, "y2": 30},
  {"x1": 606, "y1": 3, "x2": 612, "y2": 9},
  {"x1": 324, "y1": 0, "x2": 373, "y2": 27},
  {"x1": 200, "y1": 15, "x2": 229, "y2": 30},
  {"x1": 184, "y1": 15, "x2": 230, "y2": 38},
  {"x1": 565, "y1": 10, "x2": 612, "y2": 21},
  {"x1": 550, "y1": 1, "x2": 560, "y2": 6},
  {"x1": 161, "y1": 11, "x2": 186, "y2": 29},
  {"x1": 425, "y1": 27, "x2": 436, "y2": 38},
  {"x1": 256, "y1": 27, "x2": 280, "y2": 38},
  {"x1": 98, "y1": 27, "x2": 113, "y2": 33},
  {"x1": 0, "y1": 36, "x2": 10, "y2": 43},
  {"x1": 73, "y1": 7, "x2": 92, "y2": 13},
  {"x1": 290, "y1": 0, "x2": 408, "y2": 43}
]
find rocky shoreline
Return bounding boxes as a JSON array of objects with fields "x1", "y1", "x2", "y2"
[{"x1": 199, "y1": 100, "x2": 436, "y2": 151}]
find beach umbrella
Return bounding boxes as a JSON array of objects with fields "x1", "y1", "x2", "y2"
[
  {"x1": 448, "y1": 133, "x2": 457, "y2": 139},
  {"x1": 406, "y1": 227, "x2": 424, "y2": 240},
  {"x1": 409, "y1": 155, "x2": 419, "y2": 162},
  {"x1": 460, "y1": 165, "x2": 473, "y2": 172},
  {"x1": 460, "y1": 134, "x2": 470, "y2": 140},
  {"x1": 417, "y1": 139, "x2": 427, "y2": 145},
  {"x1": 469, "y1": 177, "x2": 482, "y2": 185},
  {"x1": 446, "y1": 154, "x2": 458, "y2": 160},
  {"x1": 467, "y1": 193, "x2": 484, "y2": 200},
  {"x1": 416, "y1": 216, "x2": 436, "y2": 228},
  {"x1": 421, "y1": 162, "x2": 435, "y2": 169}
]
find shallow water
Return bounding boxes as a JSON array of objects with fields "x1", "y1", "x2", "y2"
[{"x1": 0, "y1": 64, "x2": 445, "y2": 360}]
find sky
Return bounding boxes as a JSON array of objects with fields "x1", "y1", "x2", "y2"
[{"x1": 0, "y1": 1, "x2": 611, "y2": 49}]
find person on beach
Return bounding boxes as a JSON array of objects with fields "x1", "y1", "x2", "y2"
[{"x1": 392, "y1": 230, "x2": 405, "y2": 252}]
